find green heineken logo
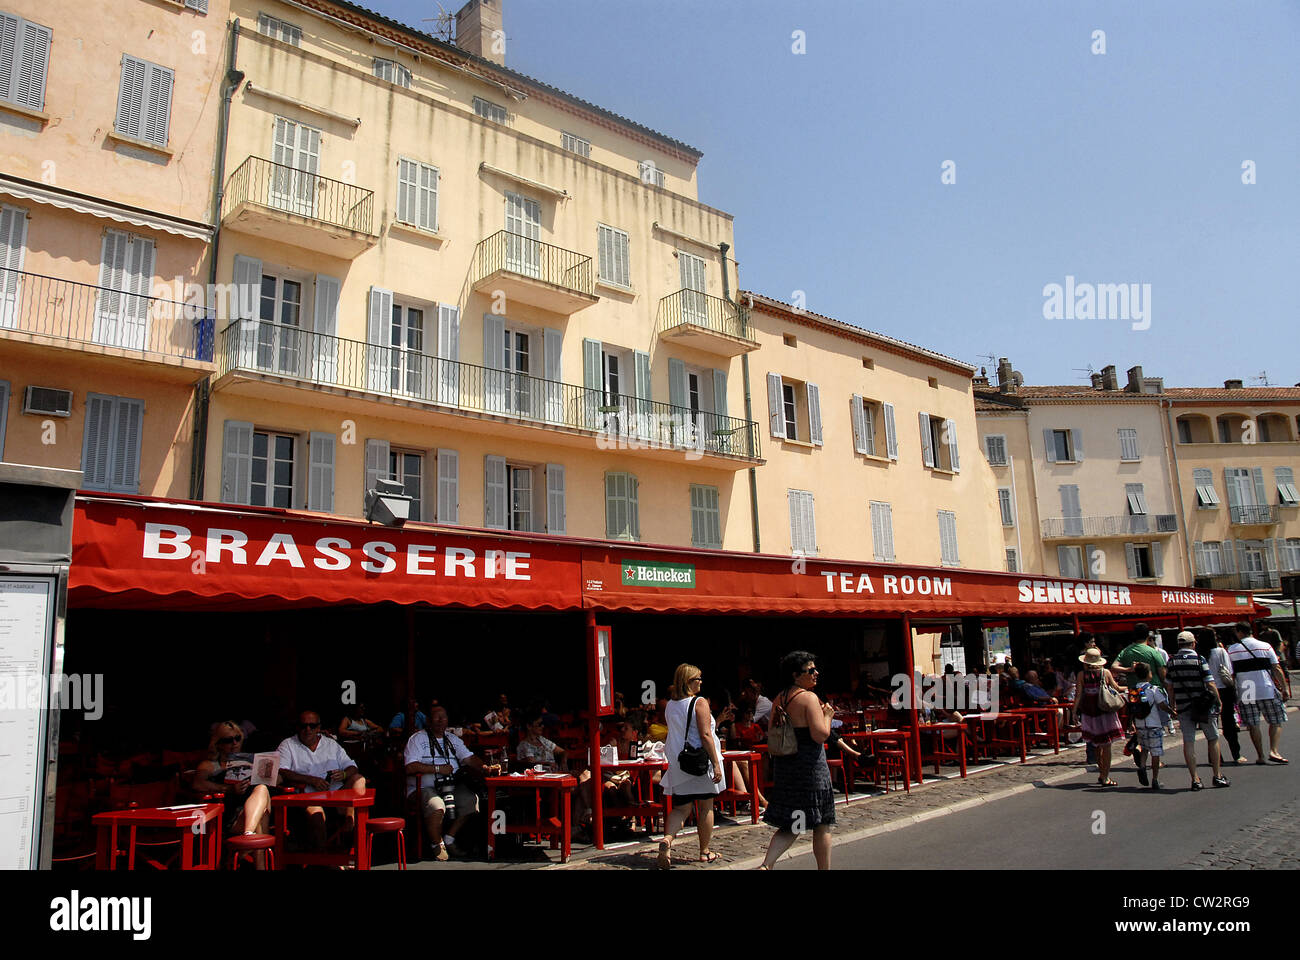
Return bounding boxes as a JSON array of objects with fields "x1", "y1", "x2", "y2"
[{"x1": 621, "y1": 560, "x2": 696, "y2": 588}]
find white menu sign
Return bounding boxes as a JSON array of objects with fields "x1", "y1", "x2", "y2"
[{"x1": 0, "y1": 578, "x2": 55, "y2": 870}]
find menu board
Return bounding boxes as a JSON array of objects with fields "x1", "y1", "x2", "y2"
[{"x1": 0, "y1": 578, "x2": 56, "y2": 870}]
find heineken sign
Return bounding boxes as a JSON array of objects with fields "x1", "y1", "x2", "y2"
[{"x1": 621, "y1": 560, "x2": 696, "y2": 589}]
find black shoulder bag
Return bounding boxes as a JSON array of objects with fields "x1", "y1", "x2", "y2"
[{"x1": 676, "y1": 696, "x2": 712, "y2": 776}]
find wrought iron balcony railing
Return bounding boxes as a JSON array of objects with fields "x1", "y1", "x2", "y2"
[
  {"x1": 1040, "y1": 514, "x2": 1178, "y2": 539},
  {"x1": 0, "y1": 266, "x2": 212, "y2": 360},
  {"x1": 1229, "y1": 504, "x2": 1277, "y2": 525},
  {"x1": 223, "y1": 156, "x2": 375, "y2": 235},
  {"x1": 471, "y1": 230, "x2": 594, "y2": 296},
  {"x1": 1194, "y1": 572, "x2": 1277, "y2": 592},
  {"x1": 217, "y1": 319, "x2": 760, "y2": 459},
  {"x1": 657, "y1": 289, "x2": 750, "y2": 340}
]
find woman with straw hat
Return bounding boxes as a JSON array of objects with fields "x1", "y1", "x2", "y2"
[{"x1": 1073, "y1": 647, "x2": 1125, "y2": 786}]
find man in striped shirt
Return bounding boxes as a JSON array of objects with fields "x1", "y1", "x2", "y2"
[
  {"x1": 1228, "y1": 622, "x2": 1291, "y2": 765},
  {"x1": 1165, "y1": 632, "x2": 1228, "y2": 789}
]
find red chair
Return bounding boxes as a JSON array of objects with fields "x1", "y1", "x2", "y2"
[
  {"x1": 225, "y1": 833, "x2": 276, "y2": 871},
  {"x1": 365, "y1": 817, "x2": 406, "y2": 870},
  {"x1": 824, "y1": 747, "x2": 853, "y2": 804},
  {"x1": 875, "y1": 744, "x2": 910, "y2": 794}
]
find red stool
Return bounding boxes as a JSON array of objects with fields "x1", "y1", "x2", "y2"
[
  {"x1": 366, "y1": 817, "x2": 406, "y2": 870},
  {"x1": 224, "y1": 833, "x2": 276, "y2": 870},
  {"x1": 876, "y1": 749, "x2": 910, "y2": 794}
]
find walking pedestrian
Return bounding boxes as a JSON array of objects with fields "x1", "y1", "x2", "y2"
[
  {"x1": 759, "y1": 650, "x2": 836, "y2": 870},
  {"x1": 1073, "y1": 647, "x2": 1125, "y2": 786},
  {"x1": 1166, "y1": 631, "x2": 1228, "y2": 789},
  {"x1": 1203, "y1": 629, "x2": 1242, "y2": 765},
  {"x1": 1227, "y1": 622, "x2": 1290, "y2": 765},
  {"x1": 656, "y1": 663, "x2": 725, "y2": 868},
  {"x1": 1131, "y1": 663, "x2": 1171, "y2": 790}
]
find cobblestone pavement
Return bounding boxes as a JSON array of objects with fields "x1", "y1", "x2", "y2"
[{"x1": 1182, "y1": 795, "x2": 1300, "y2": 870}]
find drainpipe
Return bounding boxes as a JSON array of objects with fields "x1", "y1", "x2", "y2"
[
  {"x1": 191, "y1": 19, "x2": 243, "y2": 500},
  {"x1": 1162, "y1": 398, "x2": 1193, "y2": 585},
  {"x1": 719, "y1": 241, "x2": 760, "y2": 553}
]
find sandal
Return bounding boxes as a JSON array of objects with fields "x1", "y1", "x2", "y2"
[
  {"x1": 699, "y1": 850, "x2": 720, "y2": 864},
  {"x1": 1268, "y1": 755, "x2": 1289, "y2": 764},
  {"x1": 656, "y1": 840, "x2": 672, "y2": 870},
  {"x1": 1096, "y1": 779, "x2": 1117, "y2": 787}
]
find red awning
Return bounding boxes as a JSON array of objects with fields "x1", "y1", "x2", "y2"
[{"x1": 69, "y1": 495, "x2": 1258, "y2": 623}]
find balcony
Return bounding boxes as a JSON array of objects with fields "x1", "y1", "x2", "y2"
[
  {"x1": 1229, "y1": 504, "x2": 1278, "y2": 526},
  {"x1": 214, "y1": 319, "x2": 761, "y2": 466},
  {"x1": 657, "y1": 289, "x2": 758, "y2": 357},
  {"x1": 1040, "y1": 514, "x2": 1178, "y2": 540},
  {"x1": 1194, "y1": 572, "x2": 1277, "y2": 593},
  {"x1": 0, "y1": 267, "x2": 214, "y2": 381},
  {"x1": 470, "y1": 230, "x2": 597, "y2": 316},
  {"x1": 221, "y1": 156, "x2": 378, "y2": 258}
]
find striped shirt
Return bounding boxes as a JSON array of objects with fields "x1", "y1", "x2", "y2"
[{"x1": 1164, "y1": 648, "x2": 1213, "y2": 709}]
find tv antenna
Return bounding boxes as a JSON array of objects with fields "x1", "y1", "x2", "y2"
[
  {"x1": 421, "y1": 3, "x2": 455, "y2": 43},
  {"x1": 1072, "y1": 364, "x2": 1096, "y2": 381},
  {"x1": 1252, "y1": 371, "x2": 1271, "y2": 386}
]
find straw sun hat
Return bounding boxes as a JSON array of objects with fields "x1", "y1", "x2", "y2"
[{"x1": 1078, "y1": 647, "x2": 1107, "y2": 667}]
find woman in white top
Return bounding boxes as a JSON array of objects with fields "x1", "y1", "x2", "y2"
[{"x1": 657, "y1": 662, "x2": 725, "y2": 868}]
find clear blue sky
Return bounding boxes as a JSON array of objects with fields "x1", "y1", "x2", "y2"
[{"x1": 375, "y1": 0, "x2": 1299, "y2": 389}]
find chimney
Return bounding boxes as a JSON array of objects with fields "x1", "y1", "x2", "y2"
[
  {"x1": 1126, "y1": 365, "x2": 1144, "y2": 393},
  {"x1": 997, "y1": 357, "x2": 1013, "y2": 393},
  {"x1": 1100, "y1": 365, "x2": 1118, "y2": 391},
  {"x1": 1224, "y1": 378, "x2": 1243, "y2": 390},
  {"x1": 972, "y1": 373, "x2": 990, "y2": 388},
  {"x1": 1143, "y1": 377, "x2": 1164, "y2": 395},
  {"x1": 455, "y1": 0, "x2": 505, "y2": 65},
  {"x1": 1090, "y1": 373, "x2": 1104, "y2": 390}
]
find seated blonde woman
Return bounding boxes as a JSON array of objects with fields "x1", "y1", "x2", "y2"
[{"x1": 194, "y1": 721, "x2": 271, "y2": 860}]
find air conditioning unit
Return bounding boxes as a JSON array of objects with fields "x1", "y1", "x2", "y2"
[{"x1": 23, "y1": 386, "x2": 73, "y2": 418}]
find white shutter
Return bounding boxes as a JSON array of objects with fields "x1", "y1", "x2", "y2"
[
  {"x1": 919, "y1": 412, "x2": 934, "y2": 467},
  {"x1": 1251, "y1": 467, "x2": 1268, "y2": 510},
  {"x1": 364, "y1": 439, "x2": 390, "y2": 502},
  {"x1": 484, "y1": 455, "x2": 507, "y2": 529},
  {"x1": 880, "y1": 503, "x2": 894, "y2": 561},
  {"x1": 397, "y1": 158, "x2": 416, "y2": 225},
  {"x1": 116, "y1": 56, "x2": 146, "y2": 138},
  {"x1": 803, "y1": 492, "x2": 816, "y2": 554},
  {"x1": 143, "y1": 63, "x2": 173, "y2": 147},
  {"x1": 1071, "y1": 429, "x2": 1084, "y2": 462},
  {"x1": 544, "y1": 327, "x2": 564, "y2": 423},
  {"x1": 583, "y1": 337, "x2": 603, "y2": 428},
  {"x1": 998, "y1": 488, "x2": 1013, "y2": 526},
  {"x1": 1124, "y1": 543, "x2": 1138, "y2": 579},
  {"x1": 311, "y1": 274, "x2": 339, "y2": 383},
  {"x1": 81, "y1": 395, "x2": 113, "y2": 490},
  {"x1": 712, "y1": 368, "x2": 728, "y2": 419},
  {"x1": 807, "y1": 383, "x2": 822, "y2": 446},
  {"x1": 870, "y1": 500, "x2": 895, "y2": 561},
  {"x1": 308, "y1": 431, "x2": 335, "y2": 512},
  {"x1": 1152, "y1": 542, "x2": 1164, "y2": 579},
  {"x1": 105, "y1": 397, "x2": 143, "y2": 493},
  {"x1": 851, "y1": 396, "x2": 867, "y2": 454},
  {"x1": 945, "y1": 418, "x2": 960, "y2": 472},
  {"x1": 1193, "y1": 541, "x2": 1206, "y2": 576},
  {"x1": 1057, "y1": 546, "x2": 1076, "y2": 579},
  {"x1": 435, "y1": 303, "x2": 460, "y2": 405},
  {"x1": 546, "y1": 463, "x2": 566, "y2": 534},
  {"x1": 1223, "y1": 539, "x2": 1236, "y2": 574},
  {"x1": 883, "y1": 401, "x2": 898, "y2": 460},
  {"x1": 220, "y1": 419, "x2": 254, "y2": 504},
  {"x1": 788, "y1": 491, "x2": 802, "y2": 554},
  {"x1": 436, "y1": 448, "x2": 459, "y2": 523},
  {"x1": 0, "y1": 204, "x2": 28, "y2": 328},
  {"x1": 11, "y1": 18, "x2": 50, "y2": 111},
  {"x1": 1043, "y1": 429, "x2": 1058, "y2": 463},
  {"x1": 0, "y1": 15, "x2": 16, "y2": 105},
  {"x1": 419, "y1": 163, "x2": 438, "y2": 231},
  {"x1": 668, "y1": 357, "x2": 687, "y2": 408},
  {"x1": 767, "y1": 372, "x2": 785, "y2": 439},
  {"x1": 1085, "y1": 543, "x2": 1100, "y2": 580},
  {"x1": 366, "y1": 287, "x2": 393, "y2": 393}
]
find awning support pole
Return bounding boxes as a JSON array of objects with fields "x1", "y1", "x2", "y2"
[
  {"x1": 901, "y1": 613, "x2": 922, "y2": 783},
  {"x1": 587, "y1": 609, "x2": 604, "y2": 850}
]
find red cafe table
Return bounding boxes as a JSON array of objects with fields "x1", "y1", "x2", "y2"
[
  {"x1": 93, "y1": 802, "x2": 224, "y2": 870},
  {"x1": 1007, "y1": 705, "x2": 1062, "y2": 753},
  {"x1": 270, "y1": 788, "x2": 376, "y2": 870},
  {"x1": 916, "y1": 721, "x2": 969, "y2": 777},
  {"x1": 600, "y1": 759, "x2": 671, "y2": 835},
  {"x1": 964, "y1": 713, "x2": 1028, "y2": 763},
  {"x1": 485, "y1": 773, "x2": 578, "y2": 863},
  {"x1": 839, "y1": 730, "x2": 917, "y2": 788}
]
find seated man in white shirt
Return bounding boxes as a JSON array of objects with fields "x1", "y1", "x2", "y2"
[
  {"x1": 276, "y1": 711, "x2": 367, "y2": 852},
  {"x1": 404, "y1": 706, "x2": 498, "y2": 860}
]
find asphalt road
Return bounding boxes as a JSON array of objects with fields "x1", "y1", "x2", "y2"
[{"x1": 785, "y1": 744, "x2": 1300, "y2": 870}]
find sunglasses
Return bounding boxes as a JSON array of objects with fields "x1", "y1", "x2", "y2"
[
  {"x1": 801, "y1": 667, "x2": 820, "y2": 676},
  {"x1": 217, "y1": 736, "x2": 243, "y2": 745},
  {"x1": 298, "y1": 722, "x2": 320, "y2": 730}
]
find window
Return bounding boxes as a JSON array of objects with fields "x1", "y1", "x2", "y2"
[
  {"x1": 504, "y1": 191, "x2": 541, "y2": 276},
  {"x1": 605, "y1": 471, "x2": 639, "y2": 540},
  {"x1": 256, "y1": 270, "x2": 305, "y2": 375},
  {"x1": 862, "y1": 357, "x2": 874, "y2": 369},
  {"x1": 1193, "y1": 468, "x2": 1220, "y2": 507},
  {"x1": 94, "y1": 229, "x2": 155, "y2": 351},
  {"x1": 1258, "y1": 417, "x2": 1272, "y2": 443},
  {"x1": 82, "y1": 393, "x2": 143, "y2": 493},
  {"x1": 851, "y1": 395, "x2": 890, "y2": 458},
  {"x1": 1218, "y1": 418, "x2": 1233, "y2": 443},
  {"x1": 389, "y1": 449, "x2": 423, "y2": 521},
  {"x1": 1005, "y1": 547, "x2": 1018, "y2": 573},
  {"x1": 938, "y1": 510, "x2": 960, "y2": 566},
  {"x1": 1194, "y1": 541, "x2": 1225, "y2": 576},
  {"x1": 115, "y1": 55, "x2": 173, "y2": 148},
  {"x1": 1124, "y1": 542, "x2": 1162, "y2": 580},
  {"x1": 436, "y1": 449, "x2": 459, "y2": 524},
  {"x1": 869, "y1": 500, "x2": 894, "y2": 561},
  {"x1": 766, "y1": 374, "x2": 822, "y2": 445},
  {"x1": 270, "y1": 117, "x2": 321, "y2": 216},
  {"x1": 927, "y1": 377, "x2": 939, "y2": 389},
  {"x1": 638, "y1": 160, "x2": 664, "y2": 187},
  {"x1": 250, "y1": 430, "x2": 295, "y2": 508},
  {"x1": 1277, "y1": 467, "x2": 1299, "y2": 506},
  {"x1": 0, "y1": 12, "x2": 51, "y2": 111},
  {"x1": 788, "y1": 490, "x2": 816, "y2": 555},
  {"x1": 396, "y1": 159, "x2": 438, "y2": 231},
  {"x1": 1125, "y1": 482, "x2": 1149, "y2": 533},
  {"x1": 1118, "y1": 427, "x2": 1140, "y2": 461},
  {"x1": 473, "y1": 96, "x2": 507, "y2": 124},
  {"x1": 373, "y1": 57, "x2": 410, "y2": 88},
  {"x1": 1282, "y1": 538, "x2": 1300, "y2": 571},
  {"x1": 1059, "y1": 484, "x2": 1083, "y2": 536},
  {"x1": 1225, "y1": 466, "x2": 1268, "y2": 523},
  {"x1": 1043, "y1": 428, "x2": 1081, "y2": 463},
  {"x1": 183, "y1": 0, "x2": 208, "y2": 12},
  {"x1": 1177, "y1": 418, "x2": 1192, "y2": 444},
  {"x1": 0, "y1": 204, "x2": 27, "y2": 329},
  {"x1": 919, "y1": 412, "x2": 960, "y2": 472},
  {"x1": 1057, "y1": 545, "x2": 1085, "y2": 579},
  {"x1": 562, "y1": 132, "x2": 590, "y2": 157},
  {"x1": 258, "y1": 13, "x2": 302, "y2": 45},
  {"x1": 690, "y1": 484, "x2": 722, "y2": 549},
  {"x1": 783, "y1": 334, "x2": 797, "y2": 348},
  {"x1": 507, "y1": 464, "x2": 534, "y2": 532},
  {"x1": 997, "y1": 488, "x2": 1014, "y2": 527},
  {"x1": 596, "y1": 224, "x2": 630, "y2": 287},
  {"x1": 484, "y1": 455, "x2": 543, "y2": 533},
  {"x1": 984, "y1": 434, "x2": 1007, "y2": 466}
]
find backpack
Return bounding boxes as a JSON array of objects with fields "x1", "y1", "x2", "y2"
[{"x1": 1130, "y1": 685, "x2": 1154, "y2": 720}]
